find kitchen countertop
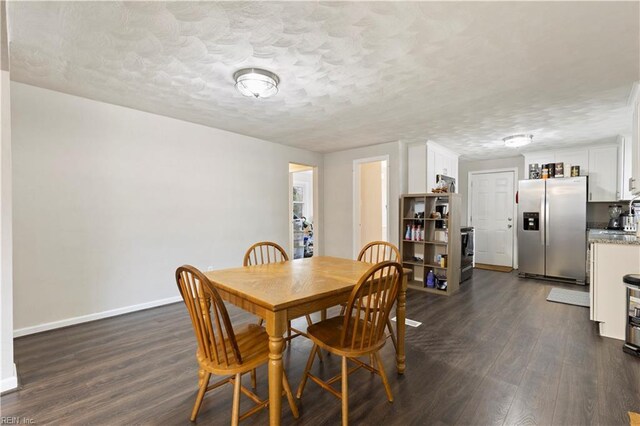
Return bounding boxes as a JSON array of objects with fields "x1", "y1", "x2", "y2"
[{"x1": 588, "y1": 229, "x2": 640, "y2": 245}]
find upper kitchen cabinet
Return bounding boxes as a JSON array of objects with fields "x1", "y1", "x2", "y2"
[
  {"x1": 588, "y1": 145, "x2": 619, "y2": 201},
  {"x1": 631, "y1": 82, "x2": 640, "y2": 194},
  {"x1": 407, "y1": 141, "x2": 459, "y2": 193},
  {"x1": 620, "y1": 135, "x2": 634, "y2": 200},
  {"x1": 524, "y1": 143, "x2": 620, "y2": 202}
]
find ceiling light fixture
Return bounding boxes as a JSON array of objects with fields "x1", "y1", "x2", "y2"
[
  {"x1": 234, "y1": 68, "x2": 279, "y2": 99},
  {"x1": 503, "y1": 134, "x2": 533, "y2": 148}
]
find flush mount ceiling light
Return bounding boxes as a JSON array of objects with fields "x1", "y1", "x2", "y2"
[
  {"x1": 503, "y1": 134, "x2": 534, "y2": 148},
  {"x1": 233, "y1": 68, "x2": 279, "y2": 99}
]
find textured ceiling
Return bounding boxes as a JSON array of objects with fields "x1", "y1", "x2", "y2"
[{"x1": 6, "y1": 1, "x2": 640, "y2": 159}]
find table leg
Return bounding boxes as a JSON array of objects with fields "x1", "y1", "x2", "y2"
[
  {"x1": 266, "y1": 310, "x2": 287, "y2": 426},
  {"x1": 396, "y1": 274, "x2": 407, "y2": 374}
]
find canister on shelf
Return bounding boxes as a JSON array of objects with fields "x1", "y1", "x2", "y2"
[{"x1": 571, "y1": 166, "x2": 580, "y2": 177}]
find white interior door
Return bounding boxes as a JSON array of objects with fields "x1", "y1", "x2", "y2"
[{"x1": 470, "y1": 171, "x2": 515, "y2": 267}]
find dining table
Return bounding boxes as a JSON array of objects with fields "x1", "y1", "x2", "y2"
[{"x1": 204, "y1": 255, "x2": 408, "y2": 426}]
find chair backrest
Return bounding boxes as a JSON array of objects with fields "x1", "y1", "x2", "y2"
[
  {"x1": 357, "y1": 241, "x2": 400, "y2": 264},
  {"x1": 175, "y1": 265, "x2": 242, "y2": 366},
  {"x1": 243, "y1": 241, "x2": 289, "y2": 266},
  {"x1": 341, "y1": 261, "x2": 403, "y2": 351}
]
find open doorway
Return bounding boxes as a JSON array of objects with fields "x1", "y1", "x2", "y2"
[
  {"x1": 353, "y1": 156, "x2": 389, "y2": 258},
  {"x1": 289, "y1": 163, "x2": 316, "y2": 260}
]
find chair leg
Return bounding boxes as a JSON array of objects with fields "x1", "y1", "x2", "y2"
[
  {"x1": 296, "y1": 344, "x2": 318, "y2": 398},
  {"x1": 386, "y1": 318, "x2": 398, "y2": 352},
  {"x1": 251, "y1": 368, "x2": 257, "y2": 390},
  {"x1": 287, "y1": 320, "x2": 292, "y2": 340},
  {"x1": 305, "y1": 314, "x2": 313, "y2": 326},
  {"x1": 374, "y1": 352, "x2": 393, "y2": 402},
  {"x1": 369, "y1": 354, "x2": 375, "y2": 372},
  {"x1": 282, "y1": 371, "x2": 300, "y2": 419},
  {"x1": 258, "y1": 318, "x2": 264, "y2": 326},
  {"x1": 339, "y1": 304, "x2": 346, "y2": 316},
  {"x1": 190, "y1": 371, "x2": 211, "y2": 421},
  {"x1": 231, "y1": 373, "x2": 242, "y2": 426},
  {"x1": 341, "y1": 355, "x2": 349, "y2": 426}
]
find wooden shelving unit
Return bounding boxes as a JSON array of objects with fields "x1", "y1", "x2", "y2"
[{"x1": 399, "y1": 193, "x2": 461, "y2": 296}]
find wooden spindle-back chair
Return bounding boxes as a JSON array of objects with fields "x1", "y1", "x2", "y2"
[
  {"x1": 176, "y1": 265, "x2": 298, "y2": 424},
  {"x1": 243, "y1": 241, "x2": 289, "y2": 266},
  {"x1": 297, "y1": 261, "x2": 403, "y2": 425},
  {"x1": 339, "y1": 241, "x2": 401, "y2": 351},
  {"x1": 243, "y1": 241, "x2": 316, "y2": 346},
  {"x1": 357, "y1": 241, "x2": 401, "y2": 264}
]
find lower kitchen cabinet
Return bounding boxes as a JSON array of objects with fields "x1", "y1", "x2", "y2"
[{"x1": 590, "y1": 242, "x2": 640, "y2": 340}]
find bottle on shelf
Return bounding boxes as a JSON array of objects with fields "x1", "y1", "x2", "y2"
[
  {"x1": 411, "y1": 225, "x2": 416, "y2": 241},
  {"x1": 405, "y1": 225, "x2": 411, "y2": 240},
  {"x1": 426, "y1": 270, "x2": 435, "y2": 288},
  {"x1": 420, "y1": 226, "x2": 425, "y2": 241}
]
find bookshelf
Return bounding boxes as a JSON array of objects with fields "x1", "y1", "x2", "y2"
[{"x1": 400, "y1": 193, "x2": 461, "y2": 296}]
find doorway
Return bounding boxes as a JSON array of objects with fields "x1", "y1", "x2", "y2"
[
  {"x1": 468, "y1": 169, "x2": 517, "y2": 270},
  {"x1": 289, "y1": 163, "x2": 316, "y2": 260},
  {"x1": 353, "y1": 156, "x2": 389, "y2": 258}
]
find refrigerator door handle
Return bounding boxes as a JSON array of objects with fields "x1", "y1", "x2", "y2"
[
  {"x1": 540, "y1": 197, "x2": 545, "y2": 246},
  {"x1": 545, "y1": 198, "x2": 550, "y2": 247}
]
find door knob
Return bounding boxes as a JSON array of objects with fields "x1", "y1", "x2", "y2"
[
  {"x1": 508, "y1": 217, "x2": 513, "y2": 221},
  {"x1": 507, "y1": 224, "x2": 513, "y2": 229}
]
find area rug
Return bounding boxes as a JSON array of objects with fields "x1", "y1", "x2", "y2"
[{"x1": 546, "y1": 288, "x2": 590, "y2": 308}]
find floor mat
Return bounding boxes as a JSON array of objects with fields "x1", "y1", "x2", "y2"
[{"x1": 546, "y1": 288, "x2": 590, "y2": 308}]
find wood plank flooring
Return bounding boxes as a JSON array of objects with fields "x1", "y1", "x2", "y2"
[{"x1": 2, "y1": 269, "x2": 639, "y2": 425}]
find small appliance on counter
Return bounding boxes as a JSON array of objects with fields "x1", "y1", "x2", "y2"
[{"x1": 607, "y1": 204, "x2": 623, "y2": 230}]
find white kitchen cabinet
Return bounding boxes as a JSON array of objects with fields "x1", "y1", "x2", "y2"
[
  {"x1": 554, "y1": 148, "x2": 589, "y2": 176},
  {"x1": 620, "y1": 135, "x2": 634, "y2": 200},
  {"x1": 588, "y1": 145, "x2": 619, "y2": 201},
  {"x1": 407, "y1": 142, "x2": 427, "y2": 193},
  {"x1": 631, "y1": 84, "x2": 640, "y2": 194},
  {"x1": 407, "y1": 141, "x2": 459, "y2": 193},
  {"x1": 524, "y1": 149, "x2": 588, "y2": 178},
  {"x1": 590, "y1": 242, "x2": 640, "y2": 340}
]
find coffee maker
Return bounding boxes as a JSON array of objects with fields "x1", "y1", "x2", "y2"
[{"x1": 607, "y1": 205, "x2": 622, "y2": 230}]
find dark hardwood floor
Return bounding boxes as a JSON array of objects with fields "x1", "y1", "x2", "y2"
[{"x1": 2, "y1": 269, "x2": 639, "y2": 425}]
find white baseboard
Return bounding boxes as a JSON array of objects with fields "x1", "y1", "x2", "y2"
[
  {"x1": 13, "y1": 296, "x2": 182, "y2": 338},
  {"x1": 1, "y1": 363, "x2": 18, "y2": 392}
]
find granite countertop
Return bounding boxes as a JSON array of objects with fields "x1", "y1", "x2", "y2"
[{"x1": 588, "y1": 229, "x2": 640, "y2": 246}]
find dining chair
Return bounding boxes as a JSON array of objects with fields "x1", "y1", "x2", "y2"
[
  {"x1": 243, "y1": 241, "x2": 315, "y2": 343},
  {"x1": 296, "y1": 261, "x2": 403, "y2": 425},
  {"x1": 176, "y1": 265, "x2": 299, "y2": 424},
  {"x1": 340, "y1": 241, "x2": 401, "y2": 351}
]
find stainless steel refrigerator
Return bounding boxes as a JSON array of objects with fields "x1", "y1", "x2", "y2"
[{"x1": 518, "y1": 176, "x2": 587, "y2": 284}]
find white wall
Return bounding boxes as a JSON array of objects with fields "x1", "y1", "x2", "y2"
[
  {"x1": 11, "y1": 82, "x2": 323, "y2": 334},
  {"x1": 459, "y1": 156, "x2": 525, "y2": 226},
  {"x1": 323, "y1": 141, "x2": 402, "y2": 259},
  {"x1": 1, "y1": 70, "x2": 16, "y2": 391}
]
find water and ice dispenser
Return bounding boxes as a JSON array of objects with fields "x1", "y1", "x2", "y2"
[{"x1": 522, "y1": 212, "x2": 540, "y2": 231}]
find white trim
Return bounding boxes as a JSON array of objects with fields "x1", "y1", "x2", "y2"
[
  {"x1": 13, "y1": 296, "x2": 182, "y2": 338},
  {"x1": 1, "y1": 363, "x2": 18, "y2": 392},
  {"x1": 353, "y1": 155, "x2": 390, "y2": 259},
  {"x1": 467, "y1": 167, "x2": 519, "y2": 269}
]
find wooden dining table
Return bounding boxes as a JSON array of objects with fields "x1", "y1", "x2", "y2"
[{"x1": 205, "y1": 255, "x2": 408, "y2": 426}]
